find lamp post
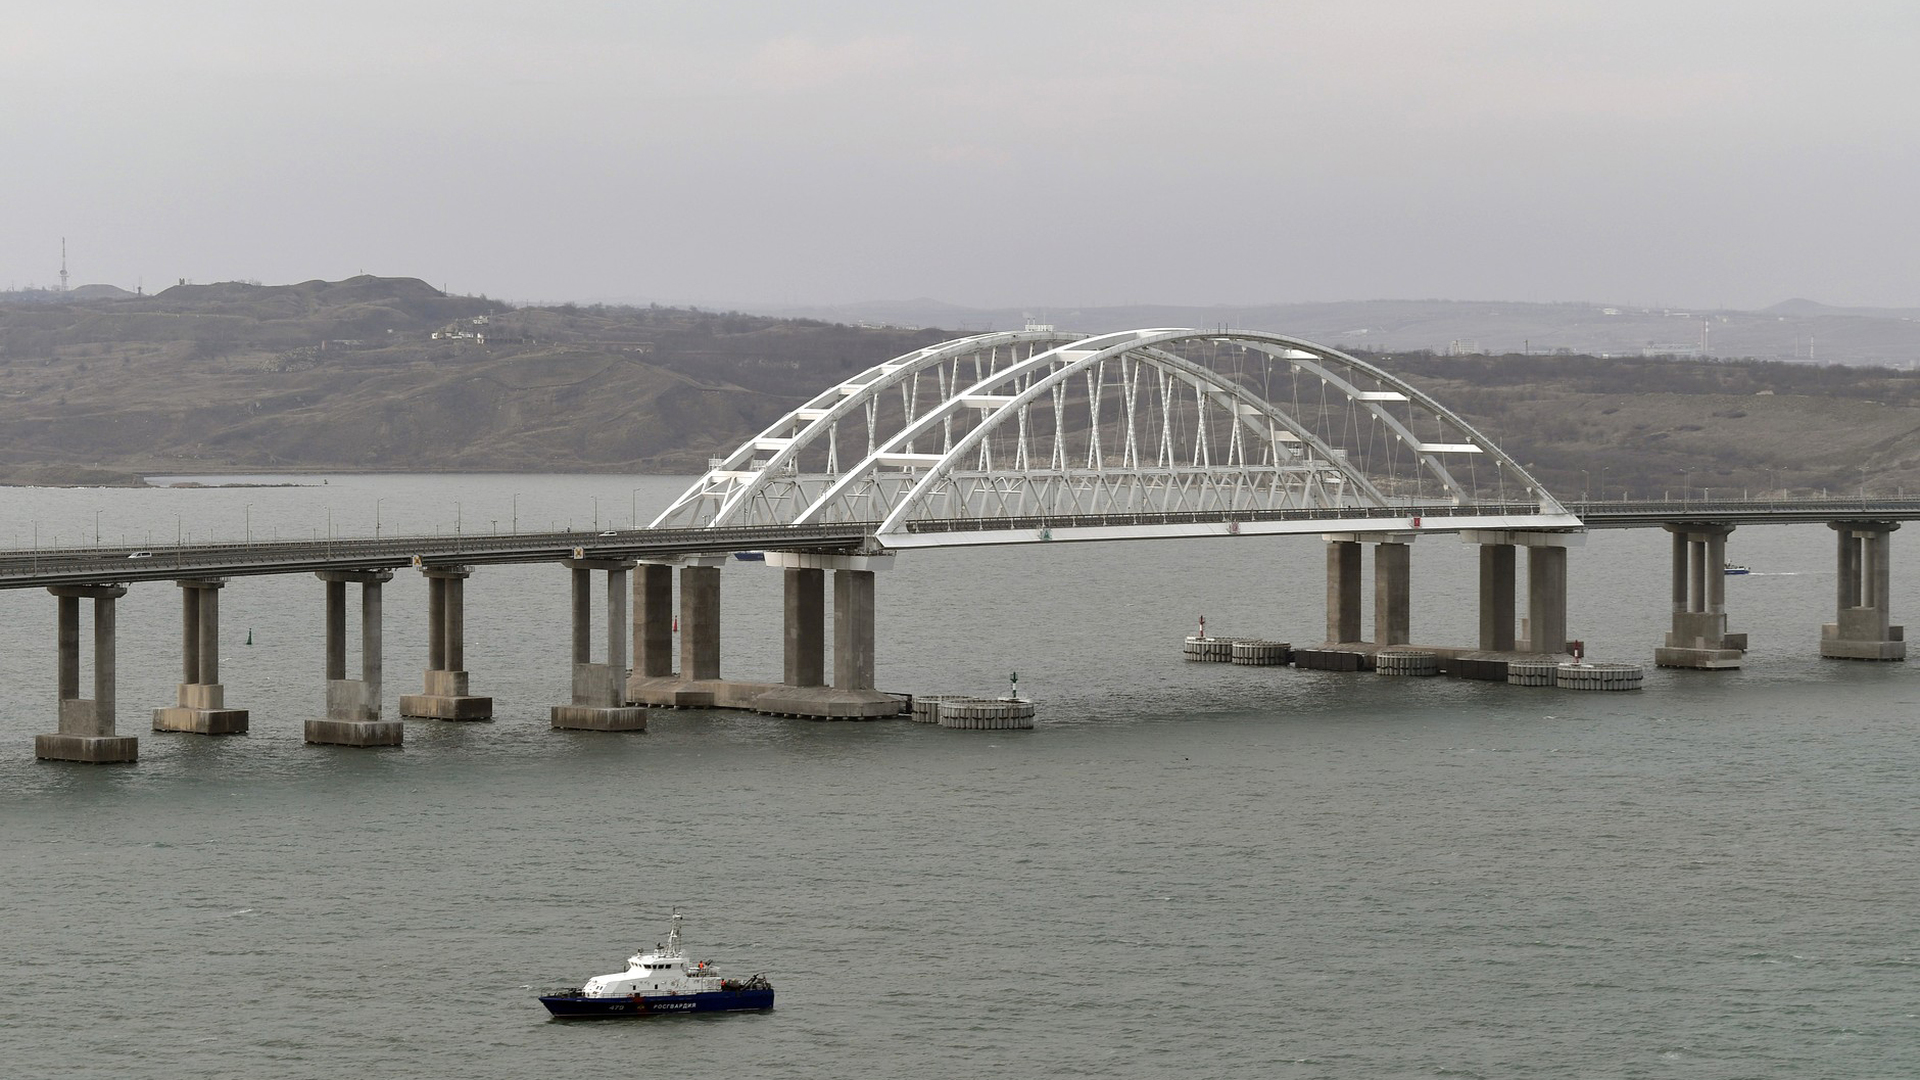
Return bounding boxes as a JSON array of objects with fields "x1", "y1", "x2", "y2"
[
  {"x1": 1681, "y1": 467, "x2": 1691, "y2": 508},
  {"x1": 455, "y1": 501, "x2": 462, "y2": 535},
  {"x1": 511, "y1": 493, "x2": 519, "y2": 535},
  {"x1": 1580, "y1": 469, "x2": 1590, "y2": 504},
  {"x1": 245, "y1": 503, "x2": 253, "y2": 543},
  {"x1": 94, "y1": 509, "x2": 102, "y2": 545},
  {"x1": 631, "y1": 487, "x2": 644, "y2": 528},
  {"x1": 592, "y1": 496, "x2": 600, "y2": 531},
  {"x1": 375, "y1": 497, "x2": 385, "y2": 540},
  {"x1": 1600, "y1": 466, "x2": 1609, "y2": 502}
]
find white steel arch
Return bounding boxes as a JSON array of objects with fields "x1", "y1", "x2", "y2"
[{"x1": 652, "y1": 328, "x2": 1581, "y2": 547}]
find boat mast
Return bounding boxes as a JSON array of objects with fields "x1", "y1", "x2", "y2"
[{"x1": 664, "y1": 910, "x2": 684, "y2": 957}]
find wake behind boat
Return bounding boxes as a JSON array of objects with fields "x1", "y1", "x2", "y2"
[{"x1": 539, "y1": 912, "x2": 774, "y2": 1019}]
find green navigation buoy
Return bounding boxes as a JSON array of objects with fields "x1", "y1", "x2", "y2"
[{"x1": 245, "y1": 628, "x2": 253, "y2": 646}]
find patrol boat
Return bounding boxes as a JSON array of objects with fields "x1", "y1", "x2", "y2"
[{"x1": 539, "y1": 912, "x2": 774, "y2": 1019}]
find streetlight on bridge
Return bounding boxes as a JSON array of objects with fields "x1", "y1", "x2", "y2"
[
  {"x1": 375, "y1": 497, "x2": 385, "y2": 540},
  {"x1": 245, "y1": 503, "x2": 253, "y2": 543}
]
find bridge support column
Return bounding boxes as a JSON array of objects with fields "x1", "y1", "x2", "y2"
[
  {"x1": 1373, "y1": 540, "x2": 1412, "y2": 647},
  {"x1": 634, "y1": 562, "x2": 675, "y2": 678},
  {"x1": 36, "y1": 584, "x2": 137, "y2": 763},
  {"x1": 401, "y1": 566, "x2": 493, "y2": 720},
  {"x1": 553, "y1": 559, "x2": 648, "y2": 730},
  {"x1": 626, "y1": 557, "x2": 728, "y2": 709},
  {"x1": 1324, "y1": 539, "x2": 1363, "y2": 644},
  {"x1": 750, "y1": 552, "x2": 902, "y2": 719},
  {"x1": 1526, "y1": 545, "x2": 1569, "y2": 654},
  {"x1": 680, "y1": 564, "x2": 722, "y2": 682},
  {"x1": 1476, "y1": 542, "x2": 1516, "y2": 651},
  {"x1": 785, "y1": 567, "x2": 826, "y2": 687},
  {"x1": 154, "y1": 578, "x2": 249, "y2": 735},
  {"x1": 1655, "y1": 523, "x2": 1745, "y2": 669},
  {"x1": 307, "y1": 570, "x2": 401, "y2": 746},
  {"x1": 1822, "y1": 521, "x2": 1905, "y2": 660},
  {"x1": 1462, "y1": 531, "x2": 1585, "y2": 655}
]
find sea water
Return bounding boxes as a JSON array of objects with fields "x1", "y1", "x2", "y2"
[{"x1": 0, "y1": 475, "x2": 1914, "y2": 1078}]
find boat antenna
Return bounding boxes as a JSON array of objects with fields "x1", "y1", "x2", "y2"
[{"x1": 664, "y1": 909, "x2": 685, "y2": 957}]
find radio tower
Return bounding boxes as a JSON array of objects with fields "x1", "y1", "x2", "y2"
[{"x1": 59, "y1": 238, "x2": 69, "y2": 293}]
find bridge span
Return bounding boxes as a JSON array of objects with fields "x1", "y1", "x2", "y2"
[{"x1": 17, "y1": 328, "x2": 1918, "y2": 763}]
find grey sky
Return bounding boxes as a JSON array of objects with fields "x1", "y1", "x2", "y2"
[{"x1": 4, "y1": 1, "x2": 1916, "y2": 310}]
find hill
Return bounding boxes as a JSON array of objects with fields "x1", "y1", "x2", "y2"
[{"x1": 5, "y1": 276, "x2": 1920, "y2": 502}]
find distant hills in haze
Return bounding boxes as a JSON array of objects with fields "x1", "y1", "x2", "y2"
[{"x1": 750, "y1": 296, "x2": 1920, "y2": 367}]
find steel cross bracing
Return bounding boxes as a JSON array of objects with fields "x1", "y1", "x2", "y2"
[{"x1": 653, "y1": 329, "x2": 1581, "y2": 547}]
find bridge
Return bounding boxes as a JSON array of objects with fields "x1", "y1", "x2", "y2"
[{"x1": 16, "y1": 328, "x2": 1913, "y2": 763}]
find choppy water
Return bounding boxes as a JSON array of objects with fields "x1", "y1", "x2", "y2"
[{"x1": 1, "y1": 475, "x2": 1915, "y2": 1078}]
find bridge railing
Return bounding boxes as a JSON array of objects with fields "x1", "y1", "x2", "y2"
[{"x1": 901, "y1": 502, "x2": 1552, "y2": 534}]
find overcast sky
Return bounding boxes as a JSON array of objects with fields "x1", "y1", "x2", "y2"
[{"x1": 4, "y1": 1, "x2": 1916, "y2": 310}]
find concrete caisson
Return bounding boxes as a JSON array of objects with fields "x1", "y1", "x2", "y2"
[
  {"x1": 1183, "y1": 635, "x2": 1241, "y2": 662},
  {"x1": 1556, "y1": 662, "x2": 1645, "y2": 691},
  {"x1": 933, "y1": 697, "x2": 1035, "y2": 730},
  {"x1": 1375, "y1": 649, "x2": 1439, "y2": 677},
  {"x1": 1230, "y1": 640, "x2": 1293, "y2": 666}
]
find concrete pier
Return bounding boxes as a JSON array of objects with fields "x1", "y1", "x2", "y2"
[
  {"x1": 306, "y1": 569, "x2": 401, "y2": 747},
  {"x1": 752, "y1": 552, "x2": 903, "y2": 718},
  {"x1": 1321, "y1": 533, "x2": 1412, "y2": 648},
  {"x1": 400, "y1": 566, "x2": 494, "y2": 720},
  {"x1": 36, "y1": 583, "x2": 137, "y2": 763},
  {"x1": 153, "y1": 578, "x2": 249, "y2": 735},
  {"x1": 626, "y1": 557, "x2": 728, "y2": 708},
  {"x1": 552, "y1": 559, "x2": 648, "y2": 730},
  {"x1": 1821, "y1": 521, "x2": 1905, "y2": 660},
  {"x1": 1655, "y1": 524, "x2": 1746, "y2": 669},
  {"x1": 1457, "y1": 530, "x2": 1584, "y2": 673}
]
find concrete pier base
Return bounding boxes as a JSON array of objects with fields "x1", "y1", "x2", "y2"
[
  {"x1": 304, "y1": 719, "x2": 405, "y2": 747},
  {"x1": 750, "y1": 684, "x2": 906, "y2": 720},
  {"x1": 154, "y1": 703, "x2": 250, "y2": 735},
  {"x1": 550, "y1": 704, "x2": 649, "y2": 731},
  {"x1": 35, "y1": 733, "x2": 139, "y2": 762}
]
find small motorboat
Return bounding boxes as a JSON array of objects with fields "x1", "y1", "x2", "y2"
[
  {"x1": 539, "y1": 911, "x2": 774, "y2": 1019},
  {"x1": 1723, "y1": 564, "x2": 1752, "y2": 575}
]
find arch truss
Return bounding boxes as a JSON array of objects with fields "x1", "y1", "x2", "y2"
[{"x1": 653, "y1": 329, "x2": 1581, "y2": 547}]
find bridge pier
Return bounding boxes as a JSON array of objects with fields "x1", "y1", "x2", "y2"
[
  {"x1": 553, "y1": 558, "x2": 648, "y2": 730},
  {"x1": 626, "y1": 558, "x2": 727, "y2": 708},
  {"x1": 36, "y1": 584, "x2": 137, "y2": 763},
  {"x1": 1655, "y1": 524, "x2": 1746, "y2": 669},
  {"x1": 153, "y1": 578, "x2": 249, "y2": 734},
  {"x1": 1822, "y1": 521, "x2": 1905, "y2": 660},
  {"x1": 752, "y1": 553, "x2": 901, "y2": 718},
  {"x1": 306, "y1": 569, "x2": 401, "y2": 747},
  {"x1": 400, "y1": 566, "x2": 493, "y2": 720},
  {"x1": 1322, "y1": 534, "x2": 1412, "y2": 647},
  {"x1": 1462, "y1": 531, "x2": 1581, "y2": 655}
]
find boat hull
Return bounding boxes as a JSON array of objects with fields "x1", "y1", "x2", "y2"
[{"x1": 540, "y1": 988, "x2": 774, "y2": 1018}]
